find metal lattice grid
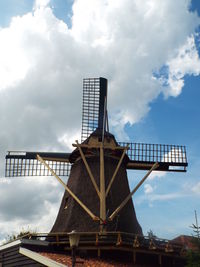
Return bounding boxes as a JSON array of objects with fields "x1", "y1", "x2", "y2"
[
  {"x1": 118, "y1": 142, "x2": 187, "y2": 166},
  {"x1": 5, "y1": 154, "x2": 71, "y2": 177},
  {"x1": 81, "y1": 78, "x2": 100, "y2": 142}
]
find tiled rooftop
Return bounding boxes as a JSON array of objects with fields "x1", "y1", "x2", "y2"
[
  {"x1": 39, "y1": 252, "x2": 153, "y2": 267},
  {"x1": 172, "y1": 235, "x2": 199, "y2": 251}
]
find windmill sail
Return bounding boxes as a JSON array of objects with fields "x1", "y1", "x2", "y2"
[
  {"x1": 118, "y1": 142, "x2": 188, "y2": 172},
  {"x1": 81, "y1": 77, "x2": 108, "y2": 142},
  {"x1": 5, "y1": 151, "x2": 71, "y2": 177}
]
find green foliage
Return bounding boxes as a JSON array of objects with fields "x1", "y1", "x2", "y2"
[
  {"x1": 186, "y1": 236, "x2": 200, "y2": 267},
  {"x1": 147, "y1": 229, "x2": 157, "y2": 239},
  {"x1": 5, "y1": 227, "x2": 36, "y2": 243},
  {"x1": 186, "y1": 211, "x2": 200, "y2": 267},
  {"x1": 186, "y1": 248, "x2": 200, "y2": 267}
]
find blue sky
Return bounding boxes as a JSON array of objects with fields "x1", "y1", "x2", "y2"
[
  {"x1": 0, "y1": 0, "x2": 73, "y2": 27},
  {"x1": 0, "y1": 0, "x2": 200, "y2": 242}
]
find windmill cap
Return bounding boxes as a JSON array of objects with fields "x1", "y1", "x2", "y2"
[{"x1": 69, "y1": 129, "x2": 129, "y2": 164}]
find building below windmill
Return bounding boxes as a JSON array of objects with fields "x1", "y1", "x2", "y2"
[{"x1": 0, "y1": 231, "x2": 190, "y2": 266}]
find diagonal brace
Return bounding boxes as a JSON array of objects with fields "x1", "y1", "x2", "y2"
[
  {"x1": 109, "y1": 162, "x2": 159, "y2": 221},
  {"x1": 106, "y1": 146, "x2": 129, "y2": 196},
  {"x1": 75, "y1": 140, "x2": 100, "y2": 198},
  {"x1": 37, "y1": 155, "x2": 99, "y2": 221}
]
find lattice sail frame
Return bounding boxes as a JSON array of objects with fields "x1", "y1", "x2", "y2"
[
  {"x1": 5, "y1": 141, "x2": 188, "y2": 177},
  {"x1": 5, "y1": 151, "x2": 71, "y2": 177},
  {"x1": 81, "y1": 77, "x2": 107, "y2": 142},
  {"x1": 118, "y1": 142, "x2": 187, "y2": 172}
]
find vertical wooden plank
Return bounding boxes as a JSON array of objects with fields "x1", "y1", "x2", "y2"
[
  {"x1": 37, "y1": 155, "x2": 98, "y2": 221},
  {"x1": 158, "y1": 254, "x2": 162, "y2": 266},
  {"x1": 100, "y1": 144, "x2": 106, "y2": 232},
  {"x1": 133, "y1": 251, "x2": 136, "y2": 264},
  {"x1": 76, "y1": 141, "x2": 100, "y2": 198}
]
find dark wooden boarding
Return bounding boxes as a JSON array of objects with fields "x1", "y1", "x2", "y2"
[{"x1": 0, "y1": 240, "x2": 47, "y2": 266}]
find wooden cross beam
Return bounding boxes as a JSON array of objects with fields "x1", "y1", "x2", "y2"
[
  {"x1": 75, "y1": 140, "x2": 100, "y2": 198},
  {"x1": 106, "y1": 146, "x2": 129, "y2": 196},
  {"x1": 109, "y1": 162, "x2": 159, "y2": 221},
  {"x1": 37, "y1": 155, "x2": 99, "y2": 221}
]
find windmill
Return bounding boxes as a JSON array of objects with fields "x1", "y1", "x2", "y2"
[{"x1": 5, "y1": 77, "x2": 188, "y2": 235}]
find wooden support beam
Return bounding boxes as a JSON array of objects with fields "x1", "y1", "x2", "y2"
[
  {"x1": 133, "y1": 236, "x2": 140, "y2": 248},
  {"x1": 97, "y1": 248, "x2": 101, "y2": 258},
  {"x1": 116, "y1": 233, "x2": 122, "y2": 246},
  {"x1": 106, "y1": 146, "x2": 129, "y2": 196},
  {"x1": 95, "y1": 234, "x2": 99, "y2": 246},
  {"x1": 100, "y1": 144, "x2": 106, "y2": 232},
  {"x1": 37, "y1": 155, "x2": 99, "y2": 221},
  {"x1": 158, "y1": 254, "x2": 162, "y2": 266},
  {"x1": 109, "y1": 162, "x2": 159, "y2": 221},
  {"x1": 75, "y1": 141, "x2": 100, "y2": 198},
  {"x1": 41, "y1": 157, "x2": 69, "y2": 163},
  {"x1": 73, "y1": 143, "x2": 126, "y2": 150},
  {"x1": 133, "y1": 251, "x2": 136, "y2": 264}
]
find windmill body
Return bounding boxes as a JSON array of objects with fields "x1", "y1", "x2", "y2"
[
  {"x1": 5, "y1": 77, "x2": 188, "y2": 236},
  {"x1": 51, "y1": 129, "x2": 142, "y2": 234}
]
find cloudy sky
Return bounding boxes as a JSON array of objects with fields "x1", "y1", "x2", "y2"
[{"x1": 0, "y1": 0, "x2": 200, "y2": 243}]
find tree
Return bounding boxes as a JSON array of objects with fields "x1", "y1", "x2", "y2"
[
  {"x1": 186, "y1": 210, "x2": 200, "y2": 267},
  {"x1": 147, "y1": 229, "x2": 157, "y2": 239},
  {"x1": 5, "y1": 227, "x2": 36, "y2": 243}
]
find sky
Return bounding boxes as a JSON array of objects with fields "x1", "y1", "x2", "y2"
[{"x1": 0, "y1": 0, "x2": 200, "y2": 243}]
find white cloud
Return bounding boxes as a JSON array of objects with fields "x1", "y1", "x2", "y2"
[
  {"x1": 148, "y1": 193, "x2": 182, "y2": 201},
  {"x1": 181, "y1": 180, "x2": 200, "y2": 196},
  {"x1": 58, "y1": 129, "x2": 81, "y2": 151},
  {"x1": 0, "y1": 176, "x2": 64, "y2": 243},
  {"x1": 164, "y1": 36, "x2": 200, "y2": 97},
  {"x1": 149, "y1": 171, "x2": 166, "y2": 180},
  {"x1": 136, "y1": 191, "x2": 183, "y2": 207},
  {"x1": 34, "y1": 0, "x2": 50, "y2": 9},
  {"x1": 144, "y1": 183, "x2": 154, "y2": 194},
  {"x1": 0, "y1": 0, "x2": 199, "y2": 144},
  {"x1": 0, "y1": 0, "x2": 200, "y2": 240},
  {"x1": 191, "y1": 181, "x2": 200, "y2": 194}
]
